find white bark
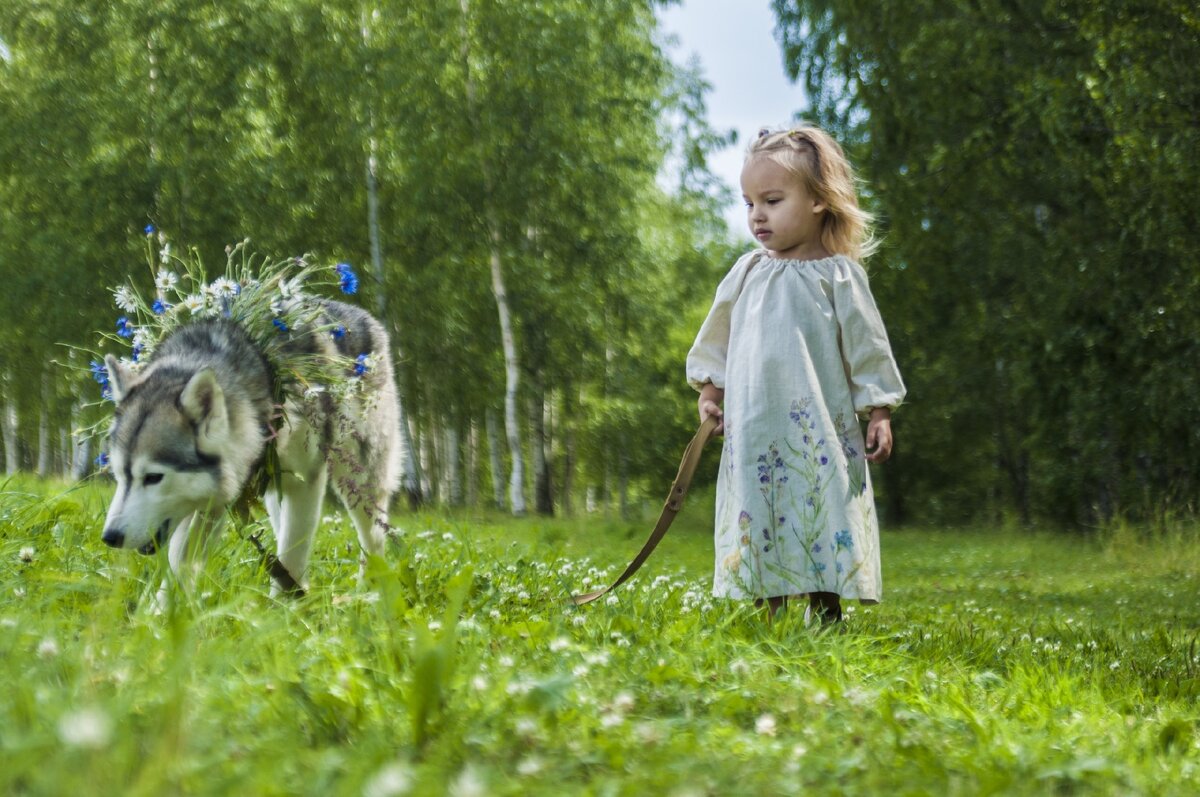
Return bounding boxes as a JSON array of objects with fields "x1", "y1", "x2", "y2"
[
  {"x1": 466, "y1": 419, "x2": 479, "y2": 507},
  {"x1": 445, "y1": 423, "x2": 462, "y2": 506},
  {"x1": 3, "y1": 374, "x2": 19, "y2": 475},
  {"x1": 462, "y1": 0, "x2": 525, "y2": 516},
  {"x1": 491, "y1": 233, "x2": 526, "y2": 516}
]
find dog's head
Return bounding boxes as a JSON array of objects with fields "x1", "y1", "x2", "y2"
[{"x1": 100, "y1": 356, "x2": 230, "y2": 554}]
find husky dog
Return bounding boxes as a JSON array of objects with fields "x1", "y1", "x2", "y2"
[{"x1": 100, "y1": 300, "x2": 401, "y2": 595}]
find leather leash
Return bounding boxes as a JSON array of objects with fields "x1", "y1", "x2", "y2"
[{"x1": 571, "y1": 414, "x2": 719, "y2": 605}]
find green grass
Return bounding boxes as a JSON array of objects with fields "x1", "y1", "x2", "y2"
[{"x1": 2, "y1": 476, "x2": 1199, "y2": 796}]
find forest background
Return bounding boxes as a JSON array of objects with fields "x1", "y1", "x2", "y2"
[{"x1": 0, "y1": 0, "x2": 1196, "y2": 529}]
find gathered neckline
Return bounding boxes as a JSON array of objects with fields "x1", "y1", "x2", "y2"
[{"x1": 755, "y1": 250, "x2": 843, "y2": 266}]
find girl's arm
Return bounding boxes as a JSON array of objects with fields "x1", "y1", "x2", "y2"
[{"x1": 698, "y1": 382, "x2": 725, "y2": 434}]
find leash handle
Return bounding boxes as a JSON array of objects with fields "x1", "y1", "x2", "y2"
[{"x1": 571, "y1": 415, "x2": 719, "y2": 606}]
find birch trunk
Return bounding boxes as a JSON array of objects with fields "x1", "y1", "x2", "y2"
[
  {"x1": 491, "y1": 233, "x2": 527, "y2": 516},
  {"x1": 466, "y1": 420, "x2": 480, "y2": 507},
  {"x1": 531, "y1": 384, "x2": 552, "y2": 515},
  {"x1": 461, "y1": 0, "x2": 526, "y2": 516},
  {"x1": 3, "y1": 374, "x2": 19, "y2": 475},
  {"x1": 560, "y1": 387, "x2": 577, "y2": 516},
  {"x1": 445, "y1": 423, "x2": 462, "y2": 506},
  {"x1": 486, "y1": 408, "x2": 505, "y2": 510},
  {"x1": 71, "y1": 401, "x2": 91, "y2": 481},
  {"x1": 36, "y1": 375, "x2": 51, "y2": 477}
]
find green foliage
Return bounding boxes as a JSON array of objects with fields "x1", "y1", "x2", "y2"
[
  {"x1": 2, "y1": 483, "x2": 1200, "y2": 793},
  {"x1": 0, "y1": 0, "x2": 730, "y2": 502},
  {"x1": 772, "y1": 0, "x2": 1200, "y2": 525}
]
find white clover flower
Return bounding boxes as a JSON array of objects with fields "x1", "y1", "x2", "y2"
[
  {"x1": 428, "y1": 620, "x2": 442, "y2": 632},
  {"x1": 18, "y1": 546, "x2": 34, "y2": 562},
  {"x1": 600, "y1": 712, "x2": 624, "y2": 729},
  {"x1": 58, "y1": 707, "x2": 112, "y2": 749},
  {"x1": 613, "y1": 691, "x2": 635, "y2": 713},
  {"x1": 604, "y1": 594, "x2": 619, "y2": 606},
  {"x1": 516, "y1": 756, "x2": 544, "y2": 777},
  {"x1": 471, "y1": 675, "x2": 488, "y2": 691},
  {"x1": 441, "y1": 532, "x2": 455, "y2": 541},
  {"x1": 549, "y1": 637, "x2": 571, "y2": 653},
  {"x1": 113, "y1": 286, "x2": 139, "y2": 312},
  {"x1": 38, "y1": 637, "x2": 59, "y2": 658},
  {"x1": 571, "y1": 615, "x2": 587, "y2": 627},
  {"x1": 363, "y1": 762, "x2": 414, "y2": 797},
  {"x1": 572, "y1": 664, "x2": 589, "y2": 678},
  {"x1": 755, "y1": 713, "x2": 778, "y2": 736}
]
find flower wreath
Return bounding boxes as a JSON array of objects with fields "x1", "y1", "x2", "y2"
[{"x1": 78, "y1": 226, "x2": 373, "y2": 475}]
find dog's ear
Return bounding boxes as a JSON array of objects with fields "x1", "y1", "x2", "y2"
[
  {"x1": 180, "y1": 368, "x2": 229, "y2": 448},
  {"x1": 104, "y1": 354, "x2": 138, "y2": 404}
]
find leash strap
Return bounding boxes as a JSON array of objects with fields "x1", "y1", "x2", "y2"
[{"x1": 571, "y1": 415, "x2": 719, "y2": 606}]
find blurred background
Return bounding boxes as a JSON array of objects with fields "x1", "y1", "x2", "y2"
[{"x1": 0, "y1": 0, "x2": 1195, "y2": 529}]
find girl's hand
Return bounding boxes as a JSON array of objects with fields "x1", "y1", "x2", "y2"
[
  {"x1": 865, "y1": 408, "x2": 893, "y2": 463},
  {"x1": 698, "y1": 383, "x2": 725, "y2": 435}
]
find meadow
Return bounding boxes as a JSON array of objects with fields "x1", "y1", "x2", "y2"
[{"x1": 2, "y1": 476, "x2": 1199, "y2": 796}]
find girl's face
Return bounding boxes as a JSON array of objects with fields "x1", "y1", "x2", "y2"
[{"x1": 741, "y1": 156, "x2": 827, "y2": 260}]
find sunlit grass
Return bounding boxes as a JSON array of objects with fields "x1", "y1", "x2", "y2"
[{"x1": 2, "y1": 477, "x2": 1199, "y2": 795}]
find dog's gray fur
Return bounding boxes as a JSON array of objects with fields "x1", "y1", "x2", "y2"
[{"x1": 101, "y1": 299, "x2": 401, "y2": 595}]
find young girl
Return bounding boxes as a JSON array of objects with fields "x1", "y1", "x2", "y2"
[{"x1": 687, "y1": 126, "x2": 906, "y2": 624}]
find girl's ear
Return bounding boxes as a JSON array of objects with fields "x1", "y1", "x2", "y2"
[{"x1": 811, "y1": 200, "x2": 827, "y2": 215}]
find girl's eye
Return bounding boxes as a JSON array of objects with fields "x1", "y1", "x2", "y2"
[{"x1": 144, "y1": 473, "x2": 164, "y2": 486}]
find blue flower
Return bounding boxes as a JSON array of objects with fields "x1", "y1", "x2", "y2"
[
  {"x1": 151, "y1": 298, "x2": 170, "y2": 315},
  {"x1": 89, "y1": 360, "x2": 109, "y2": 385},
  {"x1": 273, "y1": 318, "x2": 289, "y2": 333},
  {"x1": 354, "y1": 352, "x2": 370, "y2": 376},
  {"x1": 819, "y1": 455, "x2": 828, "y2": 466},
  {"x1": 95, "y1": 452, "x2": 110, "y2": 468},
  {"x1": 835, "y1": 529, "x2": 854, "y2": 550},
  {"x1": 132, "y1": 343, "x2": 143, "y2": 362},
  {"x1": 336, "y1": 263, "x2": 359, "y2": 295},
  {"x1": 144, "y1": 224, "x2": 155, "y2": 236},
  {"x1": 116, "y1": 316, "x2": 135, "y2": 338},
  {"x1": 812, "y1": 543, "x2": 823, "y2": 554},
  {"x1": 331, "y1": 325, "x2": 346, "y2": 340}
]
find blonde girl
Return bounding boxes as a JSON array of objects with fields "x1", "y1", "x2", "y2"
[{"x1": 687, "y1": 126, "x2": 906, "y2": 623}]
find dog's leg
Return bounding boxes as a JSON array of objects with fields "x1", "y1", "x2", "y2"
[
  {"x1": 270, "y1": 467, "x2": 327, "y2": 597},
  {"x1": 331, "y1": 467, "x2": 393, "y2": 580},
  {"x1": 151, "y1": 511, "x2": 225, "y2": 612}
]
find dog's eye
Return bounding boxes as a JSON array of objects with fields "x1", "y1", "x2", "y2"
[{"x1": 144, "y1": 473, "x2": 164, "y2": 486}]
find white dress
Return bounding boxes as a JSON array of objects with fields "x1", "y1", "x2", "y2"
[{"x1": 686, "y1": 250, "x2": 906, "y2": 602}]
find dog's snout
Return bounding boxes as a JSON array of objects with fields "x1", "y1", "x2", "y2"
[{"x1": 101, "y1": 528, "x2": 125, "y2": 548}]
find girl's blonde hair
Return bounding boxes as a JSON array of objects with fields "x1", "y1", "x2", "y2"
[{"x1": 746, "y1": 126, "x2": 876, "y2": 261}]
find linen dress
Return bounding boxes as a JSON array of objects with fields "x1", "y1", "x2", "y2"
[{"x1": 686, "y1": 250, "x2": 906, "y2": 602}]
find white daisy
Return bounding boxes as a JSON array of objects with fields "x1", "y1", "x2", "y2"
[
  {"x1": 207, "y1": 277, "x2": 240, "y2": 300},
  {"x1": 113, "y1": 286, "x2": 139, "y2": 312},
  {"x1": 181, "y1": 294, "x2": 207, "y2": 314},
  {"x1": 154, "y1": 268, "x2": 177, "y2": 291}
]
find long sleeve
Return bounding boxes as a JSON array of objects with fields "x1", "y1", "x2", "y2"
[
  {"x1": 686, "y1": 252, "x2": 759, "y2": 391},
  {"x1": 832, "y1": 258, "x2": 906, "y2": 415}
]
